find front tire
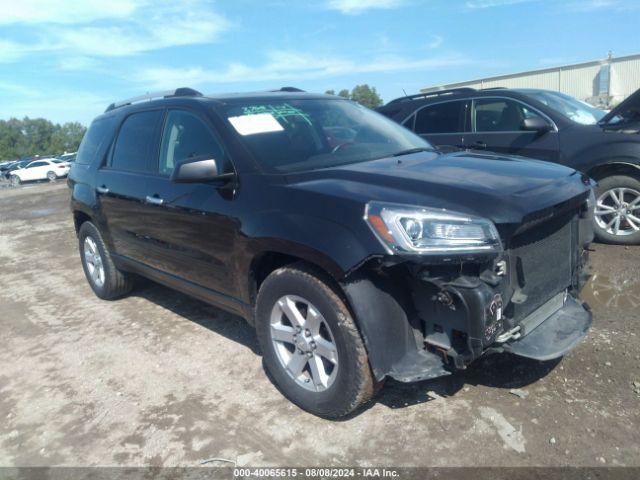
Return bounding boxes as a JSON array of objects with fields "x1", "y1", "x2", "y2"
[
  {"x1": 255, "y1": 263, "x2": 375, "y2": 418},
  {"x1": 593, "y1": 175, "x2": 640, "y2": 245},
  {"x1": 78, "y1": 221, "x2": 133, "y2": 299},
  {"x1": 10, "y1": 175, "x2": 21, "y2": 186}
]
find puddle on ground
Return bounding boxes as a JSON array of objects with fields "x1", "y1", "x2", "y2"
[
  {"x1": 581, "y1": 272, "x2": 640, "y2": 309},
  {"x1": 28, "y1": 208, "x2": 57, "y2": 217}
]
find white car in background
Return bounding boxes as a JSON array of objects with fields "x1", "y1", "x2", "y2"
[{"x1": 9, "y1": 158, "x2": 70, "y2": 186}]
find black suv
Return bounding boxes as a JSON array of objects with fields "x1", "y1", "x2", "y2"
[
  {"x1": 378, "y1": 87, "x2": 640, "y2": 245},
  {"x1": 69, "y1": 87, "x2": 594, "y2": 418}
]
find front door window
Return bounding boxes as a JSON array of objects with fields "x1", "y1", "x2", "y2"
[
  {"x1": 473, "y1": 98, "x2": 545, "y2": 132},
  {"x1": 158, "y1": 110, "x2": 226, "y2": 176}
]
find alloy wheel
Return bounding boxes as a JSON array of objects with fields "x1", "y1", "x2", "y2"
[
  {"x1": 83, "y1": 236, "x2": 105, "y2": 288},
  {"x1": 47, "y1": 171, "x2": 57, "y2": 181},
  {"x1": 594, "y1": 187, "x2": 640, "y2": 236},
  {"x1": 269, "y1": 294, "x2": 339, "y2": 392}
]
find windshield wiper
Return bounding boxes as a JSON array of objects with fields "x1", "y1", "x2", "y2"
[{"x1": 391, "y1": 147, "x2": 437, "y2": 157}]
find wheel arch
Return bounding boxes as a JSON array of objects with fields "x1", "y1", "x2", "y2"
[
  {"x1": 248, "y1": 247, "x2": 421, "y2": 382},
  {"x1": 73, "y1": 210, "x2": 93, "y2": 236},
  {"x1": 587, "y1": 160, "x2": 640, "y2": 182},
  {"x1": 247, "y1": 247, "x2": 348, "y2": 316}
]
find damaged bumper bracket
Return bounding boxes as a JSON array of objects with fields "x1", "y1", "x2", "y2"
[{"x1": 502, "y1": 296, "x2": 592, "y2": 361}]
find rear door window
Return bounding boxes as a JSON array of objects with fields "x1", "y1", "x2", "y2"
[
  {"x1": 413, "y1": 100, "x2": 468, "y2": 134},
  {"x1": 111, "y1": 110, "x2": 164, "y2": 173},
  {"x1": 158, "y1": 110, "x2": 226, "y2": 176}
]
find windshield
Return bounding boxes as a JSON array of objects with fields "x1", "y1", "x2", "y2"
[
  {"x1": 224, "y1": 98, "x2": 433, "y2": 173},
  {"x1": 519, "y1": 89, "x2": 606, "y2": 125}
]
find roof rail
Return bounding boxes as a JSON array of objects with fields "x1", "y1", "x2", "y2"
[
  {"x1": 105, "y1": 87, "x2": 203, "y2": 112},
  {"x1": 387, "y1": 87, "x2": 476, "y2": 105}
]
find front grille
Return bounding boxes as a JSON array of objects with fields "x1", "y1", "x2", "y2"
[{"x1": 507, "y1": 212, "x2": 576, "y2": 322}]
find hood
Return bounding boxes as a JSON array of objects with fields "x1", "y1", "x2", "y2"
[
  {"x1": 286, "y1": 151, "x2": 590, "y2": 227},
  {"x1": 600, "y1": 87, "x2": 640, "y2": 125}
]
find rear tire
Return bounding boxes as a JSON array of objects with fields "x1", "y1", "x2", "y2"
[
  {"x1": 78, "y1": 221, "x2": 133, "y2": 299},
  {"x1": 47, "y1": 171, "x2": 57, "y2": 182},
  {"x1": 255, "y1": 263, "x2": 375, "y2": 418},
  {"x1": 593, "y1": 175, "x2": 640, "y2": 245}
]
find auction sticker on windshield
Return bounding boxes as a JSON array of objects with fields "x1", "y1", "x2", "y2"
[{"x1": 228, "y1": 113, "x2": 284, "y2": 135}]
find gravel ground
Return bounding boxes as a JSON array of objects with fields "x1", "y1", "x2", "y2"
[{"x1": 0, "y1": 182, "x2": 639, "y2": 467}]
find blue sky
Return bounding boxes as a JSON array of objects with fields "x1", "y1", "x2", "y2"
[{"x1": 1, "y1": 0, "x2": 639, "y2": 125}]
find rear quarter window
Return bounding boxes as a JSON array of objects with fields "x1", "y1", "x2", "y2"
[{"x1": 76, "y1": 116, "x2": 117, "y2": 165}]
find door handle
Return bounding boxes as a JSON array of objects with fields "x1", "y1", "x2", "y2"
[
  {"x1": 145, "y1": 195, "x2": 164, "y2": 206},
  {"x1": 474, "y1": 141, "x2": 487, "y2": 149},
  {"x1": 96, "y1": 186, "x2": 109, "y2": 194}
]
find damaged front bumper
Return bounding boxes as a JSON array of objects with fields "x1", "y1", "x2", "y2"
[
  {"x1": 344, "y1": 273, "x2": 593, "y2": 384},
  {"x1": 499, "y1": 294, "x2": 592, "y2": 361},
  {"x1": 342, "y1": 195, "x2": 594, "y2": 384}
]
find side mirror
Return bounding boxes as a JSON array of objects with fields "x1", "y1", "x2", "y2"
[
  {"x1": 170, "y1": 156, "x2": 235, "y2": 184},
  {"x1": 521, "y1": 116, "x2": 552, "y2": 133}
]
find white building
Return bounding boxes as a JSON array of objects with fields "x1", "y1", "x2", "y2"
[{"x1": 421, "y1": 52, "x2": 640, "y2": 108}]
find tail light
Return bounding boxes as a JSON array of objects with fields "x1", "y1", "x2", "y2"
[{"x1": 58, "y1": 165, "x2": 66, "y2": 168}]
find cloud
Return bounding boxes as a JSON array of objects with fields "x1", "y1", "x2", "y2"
[
  {"x1": 56, "y1": 56, "x2": 101, "y2": 71},
  {"x1": 326, "y1": 0, "x2": 407, "y2": 14},
  {"x1": 0, "y1": 1, "x2": 230, "y2": 59},
  {"x1": 570, "y1": 0, "x2": 617, "y2": 9},
  {"x1": 465, "y1": 0, "x2": 536, "y2": 8},
  {"x1": 426, "y1": 35, "x2": 443, "y2": 49},
  {"x1": 466, "y1": 0, "x2": 637, "y2": 12},
  {"x1": 52, "y1": 13, "x2": 229, "y2": 57},
  {"x1": 0, "y1": 88, "x2": 108, "y2": 124},
  {"x1": 563, "y1": 0, "x2": 636, "y2": 11},
  {"x1": 0, "y1": 38, "x2": 57, "y2": 63},
  {"x1": 0, "y1": 81, "x2": 41, "y2": 97},
  {"x1": 0, "y1": 40, "x2": 30, "y2": 63},
  {"x1": 134, "y1": 50, "x2": 471, "y2": 89},
  {"x1": 0, "y1": 0, "x2": 139, "y2": 25},
  {"x1": 466, "y1": 0, "x2": 636, "y2": 12}
]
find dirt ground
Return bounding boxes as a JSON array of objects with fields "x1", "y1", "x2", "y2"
[{"x1": 0, "y1": 181, "x2": 639, "y2": 467}]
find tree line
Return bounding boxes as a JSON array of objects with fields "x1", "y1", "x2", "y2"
[
  {"x1": 325, "y1": 84, "x2": 384, "y2": 109},
  {"x1": 0, "y1": 117, "x2": 86, "y2": 161}
]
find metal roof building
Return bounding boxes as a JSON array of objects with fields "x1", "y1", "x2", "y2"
[{"x1": 421, "y1": 52, "x2": 640, "y2": 108}]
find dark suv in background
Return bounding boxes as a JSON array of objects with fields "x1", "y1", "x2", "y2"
[
  {"x1": 69, "y1": 87, "x2": 594, "y2": 418},
  {"x1": 378, "y1": 87, "x2": 640, "y2": 245}
]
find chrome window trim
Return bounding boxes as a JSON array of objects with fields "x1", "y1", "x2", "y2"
[
  {"x1": 400, "y1": 95, "x2": 558, "y2": 136},
  {"x1": 401, "y1": 113, "x2": 415, "y2": 131},
  {"x1": 418, "y1": 132, "x2": 469, "y2": 137}
]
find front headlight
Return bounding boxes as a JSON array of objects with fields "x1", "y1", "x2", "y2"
[{"x1": 364, "y1": 201, "x2": 502, "y2": 255}]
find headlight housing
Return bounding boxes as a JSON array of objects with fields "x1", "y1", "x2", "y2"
[{"x1": 364, "y1": 201, "x2": 502, "y2": 255}]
